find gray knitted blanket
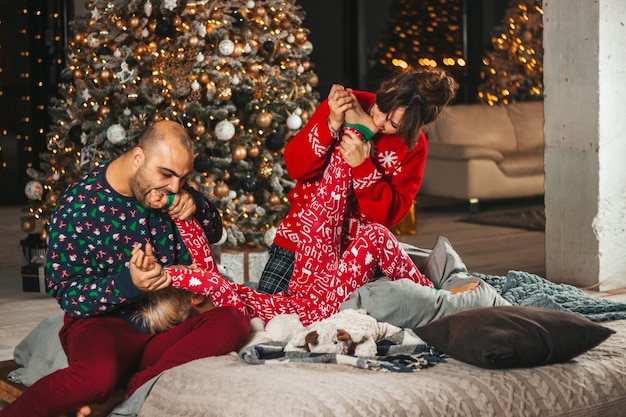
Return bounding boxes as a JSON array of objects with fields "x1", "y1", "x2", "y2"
[{"x1": 477, "y1": 270, "x2": 626, "y2": 322}]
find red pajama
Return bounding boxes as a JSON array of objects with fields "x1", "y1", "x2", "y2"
[{"x1": 167, "y1": 147, "x2": 432, "y2": 326}]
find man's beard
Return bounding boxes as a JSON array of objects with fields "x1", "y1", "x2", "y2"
[{"x1": 128, "y1": 167, "x2": 154, "y2": 208}]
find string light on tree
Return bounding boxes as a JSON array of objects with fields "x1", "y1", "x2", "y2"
[
  {"x1": 23, "y1": 0, "x2": 320, "y2": 248},
  {"x1": 478, "y1": 0, "x2": 544, "y2": 106},
  {"x1": 371, "y1": 0, "x2": 465, "y2": 86}
]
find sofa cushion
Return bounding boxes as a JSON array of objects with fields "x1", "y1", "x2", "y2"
[
  {"x1": 498, "y1": 148, "x2": 544, "y2": 176},
  {"x1": 427, "y1": 104, "x2": 518, "y2": 151},
  {"x1": 506, "y1": 101, "x2": 544, "y2": 149}
]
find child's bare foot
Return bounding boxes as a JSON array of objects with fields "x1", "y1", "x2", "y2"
[
  {"x1": 446, "y1": 281, "x2": 481, "y2": 294},
  {"x1": 344, "y1": 94, "x2": 378, "y2": 142}
]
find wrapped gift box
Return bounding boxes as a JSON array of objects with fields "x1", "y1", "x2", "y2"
[
  {"x1": 218, "y1": 248, "x2": 269, "y2": 285},
  {"x1": 391, "y1": 202, "x2": 416, "y2": 235},
  {"x1": 21, "y1": 263, "x2": 46, "y2": 293}
]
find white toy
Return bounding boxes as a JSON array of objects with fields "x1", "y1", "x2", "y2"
[{"x1": 285, "y1": 309, "x2": 402, "y2": 357}]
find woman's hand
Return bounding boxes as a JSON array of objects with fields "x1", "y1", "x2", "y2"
[
  {"x1": 340, "y1": 129, "x2": 371, "y2": 167},
  {"x1": 328, "y1": 84, "x2": 354, "y2": 131}
]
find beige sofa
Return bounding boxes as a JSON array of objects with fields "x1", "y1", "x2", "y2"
[{"x1": 420, "y1": 101, "x2": 545, "y2": 205}]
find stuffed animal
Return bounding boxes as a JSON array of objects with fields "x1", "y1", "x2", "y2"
[{"x1": 284, "y1": 309, "x2": 402, "y2": 357}]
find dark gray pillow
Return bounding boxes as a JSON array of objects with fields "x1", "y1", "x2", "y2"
[{"x1": 414, "y1": 305, "x2": 615, "y2": 369}]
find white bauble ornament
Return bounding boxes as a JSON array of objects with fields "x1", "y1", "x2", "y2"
[
  {"x1": 246, "y1": 1, "x2": 256, "y2": 8},
  {"x1": 264, "y1": 227, "x2": 277, "y2": 247},
  {"x1": 218, "y1": 39, "x2": 235, "y2": 56},
  {"x1": 191, "y1": 80, "x2": 201, "y2": 91},
  {"x1": 106, "y1": 124, "x2": 127, "y2": 145},
  {"x1": 52, "y1": 172, "x2": 60, "y2": 181},
  {"x1": 215, "y1": 120, "x2": 235, "y2": 141},
  {"x1": 25, "y1": 181, "x2": 44, "y2": 200},
  {"x1": 144, "y1": 0, "x2": 153, "y2": 16},
  {"x1": 286, "y1": 113, "x2": 302, "y2": 130}
]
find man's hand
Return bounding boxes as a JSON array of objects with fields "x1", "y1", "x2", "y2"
[
  {"x1": 339, "y1": 129, "x2": 371, "y2": 167},
  {"x1": 164, "y1": 190, "x2": 196, "y2": 220},
  {"x1": 129, "y1": 243, "x2": 171, "y2": 292}
]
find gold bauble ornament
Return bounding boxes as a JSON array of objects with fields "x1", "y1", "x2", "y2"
[
  {"x1": 173, "y1": 16, "x2": 182, "y2": 27},
  {"x1": 129, "y1": 16, "x2": 140, "y2": 28},
  {"x1": 100, "y1": 69, "x2": 111, "y2": 81},
  {"x1": 277, "y1": 45, "x2": 287, "y2": 55},
  {"x1": 268, "y1": 194, "x2": 281, "y2": 206},
  {"x1": 294, "y1": 30, "x2": 307, "y2": 45},
  {"x1": 214, "y1": 182, "x2": 230, "y2": 198},
  {"x1": 176, "y1": 51, "x2": 186, "y2": 61},
  {"x1": 258, "y1": 162, "x2": 273, "y2": 179},
  {"x1": 75, "y1": 33, "x2": 86, "y2": 43},
  {"x1": 218, "y1": 86, "x2": 232, "y2": 101},
  {"x1": 222, "y1": 171, "x2": 231, "y2": 181},
  {"x1": 46, "y1": 190, "x2": 60, "y2": 207},
  {"x1": 231, "y1": 43, "x2": 244, "y2": 57},
  {"x1": 199, "y1": 72, "x2": 210, "y2": 84},
  {"x1": 21, "y1": 217, "x2": 36, "y2": 233},
  {"x1": 74, "y1": 69, "x2": 84, "y2": 79},
  {"x1": 276, "y1": 11, "x2": 286, "y2": 20},
  {"x1": 254, "y1": 6, "x2": 267, "y2": 17},
  {"x1": 193, "y1": 124, "x2": 206, "y2": 136},
  {"x1": 308, "y1": 73, "x2": 319, "y2": 87},
  {"x1": 248, "y1": 144, "x2": 260, "y2": 158},
  {"x1": 115, "y1": 19, "x2": 126, "y2": 31},
  {"x1": 281, "y1": 20, "x2": 292, "y2": 30},
  {"x1": 188, "y1": 35, "x2": 200, "y2": 47},
  {"x1": 231, "y1": 144, "x2": 247, "y2": 160},
  {"x1": 255, "y1": 112, "x2": 273, "y2": 128},
  {"x1": 98, "y1": 105, "x2": 111, "y2": 117},
  {"x1": 246, "y1": 193, "x2": 255, "y2": 204}
]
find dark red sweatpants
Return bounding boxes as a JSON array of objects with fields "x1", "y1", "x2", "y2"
[{"x1": 0, "y1": 306, "x2": 249, "y2": 417}]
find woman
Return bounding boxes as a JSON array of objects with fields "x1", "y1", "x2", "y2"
[{"x1": 257, "y1": 67, "x2": 458, "y2": 295}]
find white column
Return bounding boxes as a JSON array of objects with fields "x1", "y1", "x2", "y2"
[{"x1": 543, "y1": 0, "x2": 626, "y2": 290}]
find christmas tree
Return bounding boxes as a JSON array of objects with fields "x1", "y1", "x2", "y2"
[
  {"x1": 370, "y1": 0, "x2": 465, "y2": 87},
  {"x1": 21, "y1": 0, "x2": 320, "y2": 248},
  {"x1": 478, "y1": 0, "x2": 543, "y2": 105}
]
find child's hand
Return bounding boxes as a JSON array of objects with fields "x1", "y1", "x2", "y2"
[
  {"x1": 129, "y1": 243, "x2": 171, "y2": 292},
  {"x1": 130, "y1": 242, "x2": 157, "y2": 272}
]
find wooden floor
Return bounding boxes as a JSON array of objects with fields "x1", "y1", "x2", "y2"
[{"x1": 400, "y1": 196, "x2": 546, "y2": 278}]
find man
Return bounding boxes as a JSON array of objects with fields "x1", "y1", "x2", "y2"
[{"x1": 0, "y1": 121, "x2": 250, "y2": 417}]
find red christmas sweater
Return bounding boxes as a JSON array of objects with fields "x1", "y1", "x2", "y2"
[{"x1": 274, "y1": 90, "x2": 427, "y2": 252}]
